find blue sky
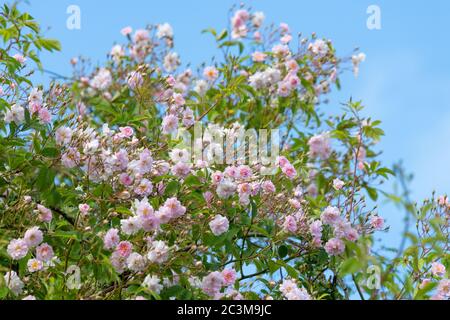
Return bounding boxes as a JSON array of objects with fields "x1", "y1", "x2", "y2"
[{"x1": 20, "y1": 0, "x2": 450, "y2": 248}]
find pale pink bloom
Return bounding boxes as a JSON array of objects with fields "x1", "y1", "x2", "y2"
[
  {"x1": 161, "y1": 197, "x2": 186, "y2": 219},
  {"x1": 127, "y1": 71, "x2": 143, "y2": 90},
  {"x1": 222, "y1": 268, "x2": 237, "y2": 286},
  {"x1": 7, "y1": 239, "x2": 28, "y2": 260},
  {"x1": 28, "y1": 88, "x2": 43, "y2": 104},
  {"x1": 352, "y1": 53, "x2": 366, "y2": 78},
  {"x1": 182, "y1": 108, "x2": 195, "y2": 127},
  {"x1": 237, "y1": 165, "x2": 252, "y2": 180},
  {"x1": 333, "y1": 178, "x2": 345, "y2": 190},
  {"x1": 90, "y1": 68, "x2": 112, "y2": 91},
  {"x1": 22, "y1": 295, "x2": 36, "y2": 300},
  {"x1": 216, "y1": 180, "x2": 237, "y2": 199},
  {"x1": 308, "y1": 132, "x2": 331, "y2": 159},
  {"x1": 55, "y1": 126, "x2": 73, "y2": 146},
  {"x1": 4, "y1": 271, "x2": 24, "y2": 296},
  {"x1": 62, "y1": 148, "x2": 80, "y2": 168},
  {"x1": 253, "y1": 31, "x2": 262, "y2": 42},
  {"x1": 142, "y1": 275, "x2": 163, "y2": 293},
  {"x1": 120, "y1": 216, "x2": 141, "y2": 235},
  {"x1": 437, "y1": 279, "x2": 450, "y2": 298},
  {"x1": 211, "y1": 171, "x2": 224, "y2": 185},
  {"x1": 234, "y1": 9, "x2": 249, "y2": 23},
  {"x1": 130, "y1": 44, "x2": 146, "y2": 62},
  {"x1": 272, "y1": 44, "x2": 290, "y2": 57},
  {"x1": 36, "y1": 243, "x2": 54, "y2": 262},
  {"x1": 250, "y1": 182, "x2": 261, "y2": 196},
  {"x1": 276, "y1": 156, "x2": 290, "y2": 168},
  {"x1": 126, "y1": 252, "x2": 147, "y2": 272},
  {"x1": 38, "y1": 107, "x2": 52, "y2": 124},
  {"x1": 169, "y1": 148, "x2": 190, "y2": 163},
  {"x1": 24, "y1": 227, "x2": 43, "y2": 248},
  {"x1": 110, "y1": 44, "x2": 125, "y2": 62},
  {"x1": 321, "y1": 206, "x2": 341, "y2": 226},
  {"x1": 283, "y1": 215, "x2": 297, "y2": 233},
  {"x1": 4, "y1": 104, "x2": 25, "y2": 124},
  {"x1": 238, "y1": 193, "x2": 250, "y2": 206},
  {"x1": 156, "y1": 23, "x2": 173, "y2": 39},
  {"x1": 166, "y1": 75, "x2": 176, "y2": 87},
  {"x1": 27, "y1": 258, "x2": 43, "y2": 273},
  {"x1": 103, "y1": 228, "x2": 120, "y2": 250},
  {"x1": 133, "y1": 29, "x2": 150, "y2": 43},
  {"x1": 357, "y1": 161, "x2": 365, "y2": 170},
  {"x1": 344, "y1": 227, "x2": 359, "y2": 242},
  {"x1": 110, "y1": 251, "x2": 127, "y2": 273},
  {"x1": 279, "y1": 279, "x2": 297, "y2": 295},
  {"x1": 285, "y1": 74, "x2": 300, "y2": 87},
  {"x1": 78, "y1": 203, "x2": 90, "y2": 216},
  {"x1": 121, "y1": 26, "x2": 133, "y2": 36},
  {"x1": 370, "y1": 215, "x2": 384, "y2": 230},
  {"x1": 77, "y1": 102, "x2": 86, "y2": 116},
  {"x1": 419, "y1": 278, "x2": 432, "y2": 289},
  {"x1": 136, "y1": 148, "x2": 153, "y2": 174},
  {"x1": 262, "y1": 180, "x2": 276, "y2": 193},
  {"x1": 115, "y1": 241, "x2": 133, "y2": 258},
  {"x1": 282, "y1": 164, "x2": 297, "y2": 179},
  {"x1": 135, "y1": 198, "x2": 154, "y2": 219},
  {"x1": 226, "y1": 289, "x2": 244, "y2": 300},
  {"x1": 281, "y1": 34, "x2": 292, "y2": 44},
  {"x1": 252, "y1": 51, "x2": 267, "y2": 62},
  {"x1": 285, "y1": 287, "x2": 312, "y2": 300},
  {"x1": 13, "y1": 53, "x2": 27, "y2": 65},
  {"x1": 431, "y1": 262, "x2": 446, "y2": 277},
  {"x1": 134, "y1": 178, "x2": 153, "y2": 197},
  {"x1": 237, "y1": 183, "x2": 252, "y2": 197},
  {"x1": 171, "y1": 162, "x2": 192, "y2": 178},
  {"x1": 119, "y1": 126, "x2": 134, "y2": 138},
  {"x1": 209, "y1": 215, "x2": 229, "y2": 236},
  {"x1": 356, "y1": 146, "x2": 366, "y2": 162},
  {"x1": 203, "y1": 66, "x2": 219, "y2": 81},
  {"x1": 163, "y1": 52, "x2": 180, "y2": 72},
  {"x1": 310, "y1": 220, "x2": 323, "y2": 239},
  {"x1": 309, "y1": 39, "x2": 328, "y2": 56},
  {"x1": 202, "y1": 271, "x2": 224, "y2": 297},
  {"x1": 224, "y1": 166, "x2": 239, "y2": 179},
  {"x1": 289, "y1": 198, "x2": 301, "y2": 209},
  {"x1": 36, "y1": 204, "x2": 52, "y2": 222},
  {"x1": 279, "y1": 23, "x2": 290, "y2": 34},
  {"x1": 161, "y1": 114, "x2": 178, "y2": 134},
  {"x1": 437, "y1": 195, "x2": 448, "y2": 206},
  {"x1": 324, "y1": 238, "x2": 345, "y2": 256},
  {"x1": 155, "y1": 207, "x2": 172, "y2": 224},
  {"x1": 277, "y1": 81, "x2": 291, "y2": 97},
  {"x1": 252, "y1": 11, "x2": 265, "y2": 27},
  {"x1": 203, "y1": 191, "x2": 214, "y2": 206},
  {"x1": 147, "y1": 240, "x2": 169, "y2": 264},
  {"x1": 172, "y1": 93, "x2": 185, "y2": 107}
]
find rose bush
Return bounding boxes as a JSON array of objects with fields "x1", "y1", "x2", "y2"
[{"x1": 0, "y1": 3, "x2": 448, "y2": 300}]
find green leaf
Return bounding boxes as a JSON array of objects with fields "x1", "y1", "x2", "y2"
[
  {"x1": 278, "y1": 245, "x2": 288, "y2": 258},
  {"x1": 339, "y1": 257, "x2": 362, "y2": 276}
]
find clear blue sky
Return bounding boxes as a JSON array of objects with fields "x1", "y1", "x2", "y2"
[{"x1": 20, "y1": 0, "x2": 450, "y2": 248}]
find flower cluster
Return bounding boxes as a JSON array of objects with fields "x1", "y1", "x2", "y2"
[{"x1": 0, "y1": 3, "x2": 446, "y2": 301}]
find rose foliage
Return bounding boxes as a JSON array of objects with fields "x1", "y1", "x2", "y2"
[{"x1": 0, "y1": 4, "x2": 448, "y2": 300}]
